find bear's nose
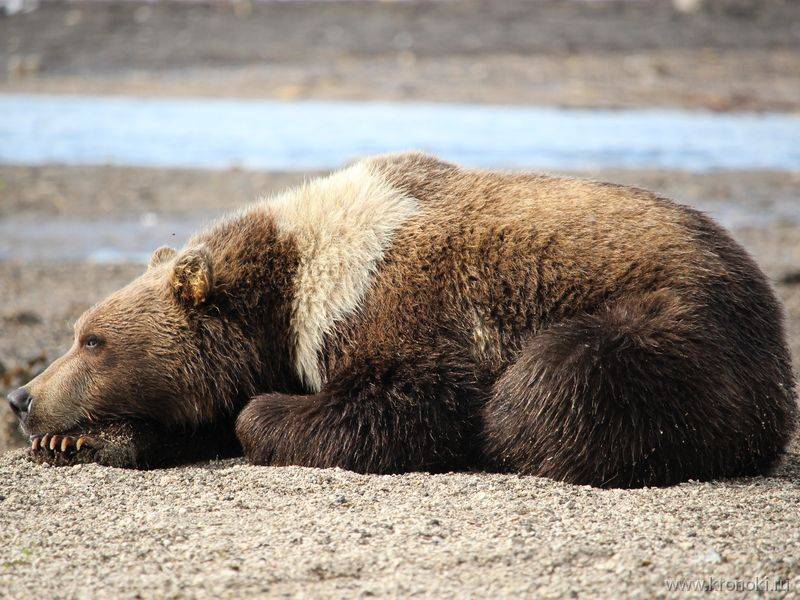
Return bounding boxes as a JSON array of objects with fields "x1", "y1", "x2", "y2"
[{"x1": 7, "y1": 387, "x2": 32, "y2": 416}]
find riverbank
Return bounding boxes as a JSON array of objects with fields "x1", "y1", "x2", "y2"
[{"x1": 2, "y1": 0, "x2": 799, "y2": 112}]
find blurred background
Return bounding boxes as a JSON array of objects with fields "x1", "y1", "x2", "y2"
[{"x1": 1, "y1": 0, "x2": 799, "y2": 451}]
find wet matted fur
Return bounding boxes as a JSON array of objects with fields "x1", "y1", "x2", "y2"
[{"x1": 18, "y1": 153, "x2": 798, "y2": 487}]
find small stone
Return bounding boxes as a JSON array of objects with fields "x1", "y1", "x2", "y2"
[
  {"x1": 672, "y1": 0, "x2": 703, "y2": 13},
  {"x1": 2, "y1": 310, "x2": 42, "y2": 325},
  {"x1": 133, "y1": 5, "x2": 152, "y2": 23},
  {"x1": 64, "y1": 9, "x2": 82, "y2": 26}
]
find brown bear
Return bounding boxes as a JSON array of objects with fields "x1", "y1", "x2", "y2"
[{"x1": 7, "y1": 152, "x2": 798, "y2": 487}]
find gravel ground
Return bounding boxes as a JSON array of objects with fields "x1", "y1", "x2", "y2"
[{"x1": 1, "y1": 442, "x2": 799, "y2": 598}]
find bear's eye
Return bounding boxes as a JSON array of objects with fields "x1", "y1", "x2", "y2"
[{"x1": 83, "y1": 335, "x2": 103, "y2": 350}]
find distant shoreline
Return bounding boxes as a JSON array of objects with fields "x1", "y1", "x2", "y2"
[{"x1": 3, "y1": 0, "x2": 798, "y2": 112}]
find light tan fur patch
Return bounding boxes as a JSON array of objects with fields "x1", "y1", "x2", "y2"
[
  {"x1": 469, "y1": 308, "x2": 501, "y2": 364},
  {"x1": 264, "y1": 162, "x2": 420, "y2": 392}
]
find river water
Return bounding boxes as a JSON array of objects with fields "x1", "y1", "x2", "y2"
[{"x1": 3, "y1": 94, "x2": 800, "y2": 172}]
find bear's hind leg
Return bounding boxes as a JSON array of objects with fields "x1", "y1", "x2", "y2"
[{"x1": 481, "y1": 291, "x2": 796, "y2": 487}]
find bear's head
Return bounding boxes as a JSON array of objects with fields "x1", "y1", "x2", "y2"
[{"x1": 7, "y1": 243, "x2": 263, "y2": 438}]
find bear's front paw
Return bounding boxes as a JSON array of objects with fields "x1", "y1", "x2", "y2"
[
  {"x1": 28, "y1": 433, "x2": 104, "y2": 467},
  {"x1": 27, "y1": 422, "x2": 144, "y2": 468},
  {"x1": 236, "y1": 393, "x2": 297, "y2": 466}
]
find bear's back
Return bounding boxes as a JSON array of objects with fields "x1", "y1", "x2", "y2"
[{"x1": 365, "y1": 152, "x2": 724, "y2": 328}]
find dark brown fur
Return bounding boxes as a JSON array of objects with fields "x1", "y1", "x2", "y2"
[{"x1": 18, "y1": 153, "x2": 797, "y2": 487}]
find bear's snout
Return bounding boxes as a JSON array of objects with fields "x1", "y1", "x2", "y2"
[{"x1": 6, "y1": 387, "x2": 32, "y2": 420}]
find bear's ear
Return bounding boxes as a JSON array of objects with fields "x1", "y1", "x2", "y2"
[
  {"x1": 171, "y1": 246, "x2": 214, "y2": 307},
  {"x1": 148, "y1": 245, "x2": 177, "y2": 270}
]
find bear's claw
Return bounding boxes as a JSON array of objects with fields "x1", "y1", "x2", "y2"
[
  {"x1": 30, "y1": 434, "x2": 98, "y2": 452},
  {"x1": 28, "y1": 433, "x2": 102, "y2": 466}
]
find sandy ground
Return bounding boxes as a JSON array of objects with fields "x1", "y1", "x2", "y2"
[
  {"x1": 3, "y1": 0, "x2": 800, "y2": 111},
  {"x1": 1, "y1": 442, "x2": 799, "y2": 598}
]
